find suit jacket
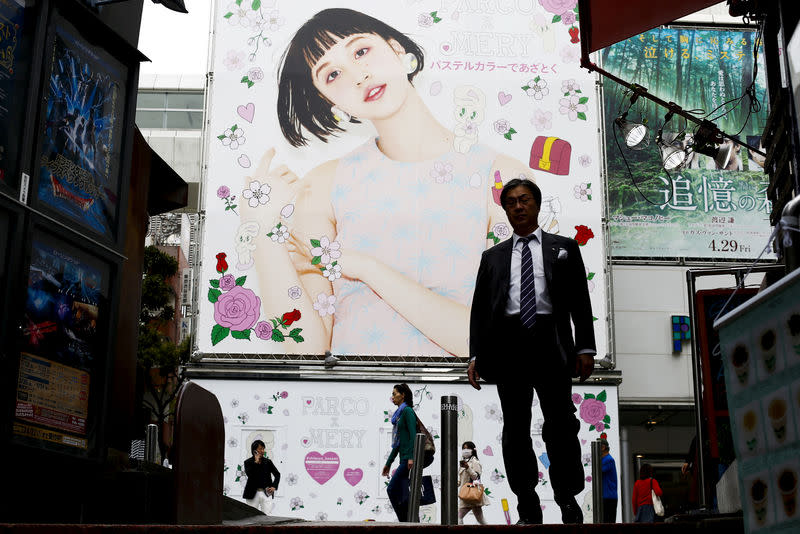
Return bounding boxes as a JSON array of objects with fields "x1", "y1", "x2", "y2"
[
  {"x1": 242, "y1": 456, "x2": 281, "y2": 499},
  {"x1": 469, "y1": 231, "x2": 595, "y2": 382}
]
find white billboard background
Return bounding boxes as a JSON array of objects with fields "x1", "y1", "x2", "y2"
[
  {"x1": 199, "y1": 0, "x2": 608, "y2": 358},
  {"x1": 195, "y1": 378, "x2": 620, "y2": 523}
]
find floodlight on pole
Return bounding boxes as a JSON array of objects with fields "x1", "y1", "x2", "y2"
[
  {"x1": 692, "y1": 119, "x2": 734, "y2": 169},
  {"x1": 614, "y1": 87, "x2": 650, "y2": 150},
  {"x1": 656, "y1": 111, "x2": 688, "y2": 171}
]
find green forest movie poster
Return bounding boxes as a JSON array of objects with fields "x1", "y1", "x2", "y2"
[{"x1": 603, "y1": 27, "x2": 773, "y2": 259}]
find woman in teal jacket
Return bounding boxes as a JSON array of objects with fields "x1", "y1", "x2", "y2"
[{"x1": 382, "y1": 383, "x2": 417, "y2": 521}]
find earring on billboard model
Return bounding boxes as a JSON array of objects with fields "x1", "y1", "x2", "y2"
[
  {"x1": 331, "y1": 106, "x2": 351, "y2": 124},
  {"x1": 403, "y1": 52, "x2": 419, "y2": 74}
]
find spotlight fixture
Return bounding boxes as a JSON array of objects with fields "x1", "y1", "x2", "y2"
[
  {"x1": 615, "y1": 116, "x2": 650, "y2": 150},
  {"x1": 656, "y1": 112, "x2": 688, "y2": 171},
  {"x1": 615, "y1": 87, "x2": 650, "y2": 150},
  {"x1": 692, "y1": 120, "x2": 734, "y2": 169}
]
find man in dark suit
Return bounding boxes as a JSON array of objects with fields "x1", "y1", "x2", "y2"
[
  {"x1": 243, "y1": 439, "x2": 281, "y2": 514},
  {"x1": 468, "y1": 178, "x2": 596, "y2": 524}
]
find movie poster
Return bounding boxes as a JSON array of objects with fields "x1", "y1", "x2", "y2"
[
  {"x1": 36, "y1": 14, "x2": 126, "y2": 238},
  {"x1": 0, "y1": 0, "x2": 36, "y2": 188},
  {"x1": 199, "y1": 0, "x2": 608, "y2": 359},
  {"x1": 603, "y1": 27, "x2": 772, "y2": 259},
  {"x1": 14, "y1": 234, "x2": 108, "y2": 450}
]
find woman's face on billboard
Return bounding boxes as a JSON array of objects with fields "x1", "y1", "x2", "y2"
[{"x1": 311, "y1": 33, "x2": 411, "y2": 121}]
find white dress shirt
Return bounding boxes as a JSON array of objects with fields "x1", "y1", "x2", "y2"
[{"x1": 505, "y1": 228, "x2": 552, "y2": 316}]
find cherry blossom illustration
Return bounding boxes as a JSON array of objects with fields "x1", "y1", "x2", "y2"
[
  {"x1": 310, "y1": 236, "x2": 342, "y2": 265},
  {"x1": 223, "y1": 49, "x2": 246, "y2": 71},
  {"x1": 322, "y1": 263, "x2": 342, "y2": 282},
  {"x1": 559, "y1": 94, "x2": 589, "y2": 121},
  {"x1": 579, "y1": 154, "x2": 592, "y2": 167},
  {"x1": 573, "y1": 182, "x2": 592, "y2": 201},
  {"x1": 493, "y1": 119, "x2": 517, "y2": 140},
  {"x1": 242, "y1": 180, "x2": 270, "y2": 207},
  {"x1": 561, "y1": 79, "x2": 582, "y2": 96},
  {"x1": 314, "y1": 293, "x2": 337, "y2": 317},
  {"x1": 522, "y1": 76, "x2": 549, "y2": 100},
  {"x1": 290, "y1": 497, "x2": 304, "y2": 511},
  {"x1": 267, "y1": 222, "x2": 289, "y2": 243},
  {"x1": 218, "y1": 124, "x2": 246, "y2": 149},
  {"x1": 217, "y1": 185, "x2": 238, "y2": 215},
  {"x1": 222, "y1": 0, "x2": 283, "y2": 62},
  {"x1": 490, "y1": 468, "x2": 506, "y2": 484},
  {"x1": 485, "y1": 403, "x2": 502, "y2": 421},
  {"x1": 531, "y1": 109, "x2": 553, "y2": 131},
  {"x1": 430, "y1": 161, "x2": 454, "y2": 183},
  {"x1": 354, "y1": 489, "x2": 370, "y2": 505}
]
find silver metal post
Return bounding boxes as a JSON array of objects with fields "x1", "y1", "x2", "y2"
[
  {"x1": 144, "y1": 424, "x2": 159, "y2": 464},
  {"x1": 407, "y1": 433, "x2": 426, "y2": 522},
  {"x1": 591, "y1": 439, "x2": 604, "y2": 523},
  {"x1": 441, "y1": 395, "x2": 458, "y2": 525}
]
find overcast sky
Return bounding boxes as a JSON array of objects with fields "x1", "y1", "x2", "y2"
[{"x1": 137, "y1": 0, "x2": 212, "y2": 77}]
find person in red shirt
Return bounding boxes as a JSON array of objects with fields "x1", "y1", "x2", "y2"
[{"x1": 632, "y1": 463, "x2": 663, "y2": 522}]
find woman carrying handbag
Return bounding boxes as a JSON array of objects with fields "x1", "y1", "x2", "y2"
[
  {"x1": 458, "y1": 441, "x2": 489, "y2": 524},
  {"x1": 632, "y1": 463, "x2": 663, "y2": 523}
]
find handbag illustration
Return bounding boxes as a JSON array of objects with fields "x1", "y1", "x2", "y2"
[
  {"x1": 458, "y1": 481, "x2": 484, "y2": 506},
  {"x1": 650, "y1": 478, "x2": 664, "y2": 517},
  {"x1": 529, "y1": 136, "x2": 571, "y2": 175}
]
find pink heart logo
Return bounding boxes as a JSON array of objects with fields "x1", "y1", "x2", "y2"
[
  {"x1": 498, "y1": 92, "x2": 512, "y2": 106},
  {"x1": 483, "y1": 445, "x2": 494, "y2": 456},
  {"x1": 306, "y1": 399, "x2": 312, "y2": 405},
  {"x1": 581, "y1": 439, "x2": 587, "y2": 444},
  {"x1": 237, "y1": 102, "x2": 255, "y2": 123},
  {"x1": 302, "y1": 438, "x2": 309, "y2": 445},
  {"x1": 441, "y1": 44, "x2": 450, "y2": 52},
  {"x1": 343, "y1": 468, "x2": 364, "y2": 486},
  {"x1": 304, "y1": 451, "x2": 340, "y2": 485}
]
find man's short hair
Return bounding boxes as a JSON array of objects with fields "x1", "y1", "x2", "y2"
[
  {"x1": 599, "y1": 438, "x2": 609, "y2": 450},
  {"x1": 500, "y1": 178, "x2": 542, "y2": 208}
]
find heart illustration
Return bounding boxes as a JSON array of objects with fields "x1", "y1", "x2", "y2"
[
  {"x1": 306, "y1": 399, "x2": 312, "y2": 405},
  {"x1": 581, "y1": 439, "x2": 587, "y2": 444},
  {"x1": 301, "y1": 438, "x2": 309, "y2": 446},
  {"x1": 304, "y1": 451, "x2": 340, "y2": 484},
  {"x1": 343, "y1": 468, "x2": 364, "y2": 486},
  {"x1": 429, "y1": 81, "x2": 442, "y2": 96},
  {"x1": 482, "y1": 445, "x2": 494, "y2": 456},
  {"x1": 498, "y1": 92, "x2": 512, "y2": 106},
  {"x1": 237, "y1": 154, "x2": 251, "y2": 168},
  {"x1": 237, "y1": 102, "x2": 256, "y2": 123},
  {"x1": 442, "y1": 44, "x2": 450, "y2": 51}
]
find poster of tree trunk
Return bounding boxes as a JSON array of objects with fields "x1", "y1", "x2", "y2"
[{"x1": 603, "y1": 27, "x2": 772, "y2": 259}]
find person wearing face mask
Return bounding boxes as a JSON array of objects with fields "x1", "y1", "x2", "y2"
[{"x1": 458, "y1": 441, "x2": 488, "y2": 524}]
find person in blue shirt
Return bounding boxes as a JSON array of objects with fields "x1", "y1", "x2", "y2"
[{"x1": 600, "y1": 438, "x2": 618, "y2": 522}]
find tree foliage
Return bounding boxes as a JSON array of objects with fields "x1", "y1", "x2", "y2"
[{"x1": 136, "y1": 245, "x2": 189, "y2": 458}]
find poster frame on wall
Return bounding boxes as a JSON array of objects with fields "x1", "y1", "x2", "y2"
[
  {"x1": 27, "y1": 1, "x2": 138, "y2": 250},
  {"x1": 0, "y1": 0, "x2": 47, "y2": 198},
  {"x1": 601, "y1": 23, "x2": 775, "y2": 262},
  {"x1": 10, "y1": 217, "x2": 119, "y2": 459}
]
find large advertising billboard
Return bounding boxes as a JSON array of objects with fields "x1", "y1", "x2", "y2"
[
  {"x1": 603, "y1": 27, "x2": 772, "y2": 259},
  {"x1": 197, "y1": 378, "x2": 620, "y2": 523},
  {"x1": 200, "y1": 0, "x2": 607, "y2": 358}
]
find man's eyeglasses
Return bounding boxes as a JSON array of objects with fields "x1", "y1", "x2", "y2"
[{"x1": 503, "y1": 195, "x2": 535, "y2": 208}]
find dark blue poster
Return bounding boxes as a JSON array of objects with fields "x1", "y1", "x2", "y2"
[
  {"x1": 0, "y1": 0, "x2": 35, "y2": 188},
  {"x1": 21, "y1": 237, "x2": 107, "y2": 369},
  {"x1": 37, "y1": 15, "x2": 126, "y2": 237}
]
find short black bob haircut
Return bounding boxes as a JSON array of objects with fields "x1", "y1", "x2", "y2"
[
  {"x1": 277, "y1": 8, "x2": 425, "y2": 147},
  {"x1": 500, "y1": 178, "x2": 542, "y2": 209},
  {"x1": 251, "y1": 439, "x2": 266, "y2": 455}
]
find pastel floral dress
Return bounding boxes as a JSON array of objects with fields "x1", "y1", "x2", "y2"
[{"x1": 329, "y1": 138, "x2": 497, "y2": 356}]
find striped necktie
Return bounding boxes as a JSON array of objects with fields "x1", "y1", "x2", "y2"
[{"x1": 518, "y1": 236, "x2": 537, "y2": 328}]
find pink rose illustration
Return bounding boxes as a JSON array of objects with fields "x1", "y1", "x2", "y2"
[
  {"x1": 219, "y1": 274, "x2": 236, "y2": 291},
  {"x1": 538, "y1": 0, "x2": 578, "y2": 15},
  {"x1": 280, "y1": 391, "x2": 289, "y2": 399},
  {"x1": 254, "y1": 321, "x2": 273, "y2": 340},
  {"x1": 572, "y1": 393, "x2": 582, "y2": 404},
  {"x1": 213, "y1": 285, "x2": 261, "y2": 331},
  {"x1": 579, "y1": 398, "x2": 606, "y2": 426}
]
